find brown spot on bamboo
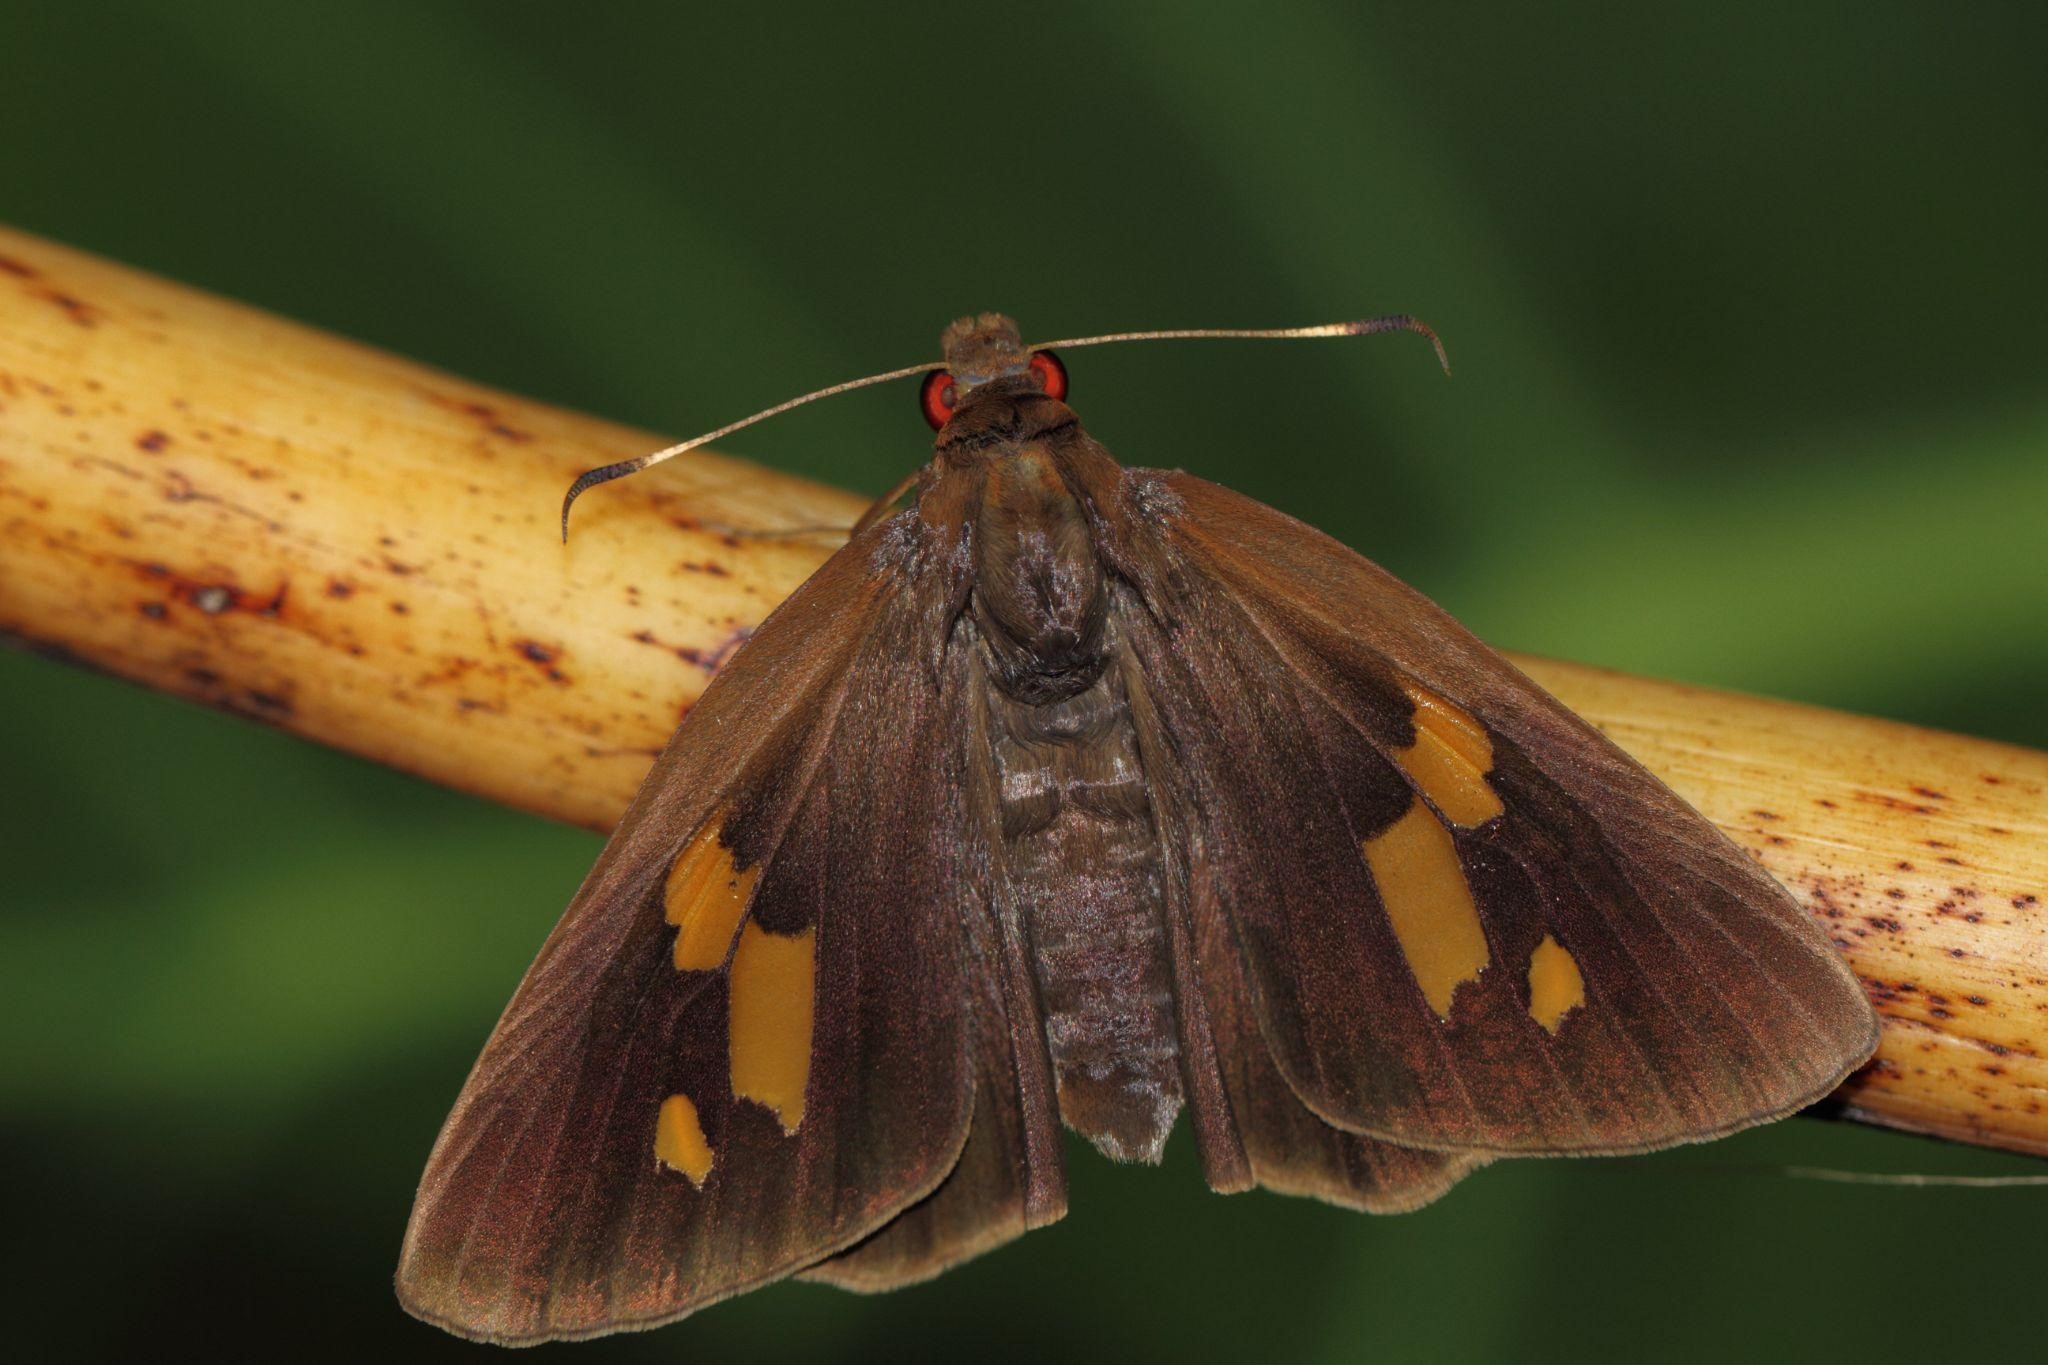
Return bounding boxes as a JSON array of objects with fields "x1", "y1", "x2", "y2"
[
  {"x1": 420, "y1": 389, "x2": 533, "y2": 443},
  {"x1": 30, "y1": 287, "x2": 100, "y2": 326},
  {"x1": 677, "y1": 627, "x2": 754, "y2": 676},
  {"x1": 514, "y1": 638, "x2": 569, "y2": 683}
]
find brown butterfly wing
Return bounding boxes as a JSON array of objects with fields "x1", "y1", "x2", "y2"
[
  {"x1": 798, "y1": 842, "x2": 1056, "y2": 1294},
  {"x1": 805, "y1": 591, "x2": 1077, "y2": 1292},
  {"x1": 397, "y1": 511, "x2": 986, "y2": 1343},
  {"x1": 1098, "y1": 464, "x2": 1878, "y2": 1156},
  {"x1": 799, "y1": 1044, "x2": 1050, "y2": 1293},
  {"x1": 1194, "y1": 885, "x2": 1486, "y2": 1211}
]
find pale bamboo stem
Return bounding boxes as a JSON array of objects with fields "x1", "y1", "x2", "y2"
[{"x1": 2, "y1": 226, "x2": 2043, "y2": 1158}]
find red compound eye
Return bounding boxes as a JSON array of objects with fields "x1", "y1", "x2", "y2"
[
  {"x1": 920, "y1": 369, "x2": 957, "y2": 430},
  {"x1": 1030, "y1": 349, "x2": 1068, "y2": 401}
]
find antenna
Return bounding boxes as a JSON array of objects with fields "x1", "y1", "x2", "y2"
[{"x1": 1028, "y1": 314, "x2": 1449, "y2": 376}]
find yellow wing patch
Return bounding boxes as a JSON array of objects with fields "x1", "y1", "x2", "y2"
[
  {"x1": 1363, "y1": 796, "x2": 1491, "y2": 1018},
  {"x1": 665, "y1": 818, "x2": 813, "y2": 1137},
  {"x1": 1392, "y1": 681, "x2": 1504, "y2": 828},
  {"x1": 729, "y1": 923, "x2": 816, "y2": 1134},
  {"x1": 664, "y1": 817, "x2": 760, "y2": 971},
  {"x1": 1527, "y1": 934, "x2": 1586, "y2": 1033},
  {"x1": 654, "y1": 1093, "x2": 715, "y2": 1186}
]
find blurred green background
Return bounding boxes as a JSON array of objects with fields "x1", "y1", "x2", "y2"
[{"x1": 4, "y1": 4, "x2": 2045, "y2": 1362}]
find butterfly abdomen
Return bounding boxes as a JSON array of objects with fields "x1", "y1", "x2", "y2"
[
  {"x1": 988, "y1": 660, "x2": 1184, "y2": 1164},
  {"x1": 972, "y1": 445, "x2": 1185, "y2": 1164}
]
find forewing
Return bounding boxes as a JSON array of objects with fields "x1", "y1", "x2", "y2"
[
  {"x1": 397, "y1": 511, "x2": 980, "y2": 1343},
  {"x1": 1104, "y1": 466, "x2": 1879, "y2": 1156}
]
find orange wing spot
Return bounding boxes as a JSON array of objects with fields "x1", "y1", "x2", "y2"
[
  {"x1": 1364, "y1": 797, "x2": 1490, "y2": 1019},
  {"x1": 728, "y1": 923, "x2": 816, "y2": 1134},
  {"x1": 1394, "y1": 681, "x2": 1504, "y2": 828},
  {"x1": 664, "y1": 817, "x2": 760, "y2": 971},
  {"x1": 1527, "y1": 933, "x2": 1586, "y2": 1033},
  {"x1": 653, "y1": 1093, "x2": 715, "y2": 1186}
]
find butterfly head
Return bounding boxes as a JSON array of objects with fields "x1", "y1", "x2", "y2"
[{"x1": 921, "y1": 314, "x2": 1069, "y2": 432}]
